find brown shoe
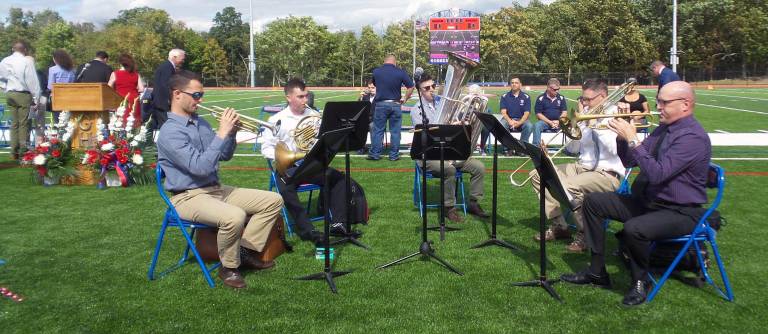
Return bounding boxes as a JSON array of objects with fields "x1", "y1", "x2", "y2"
[
  {"x1": 533, "y1": 226, "x2": 571, "y2": 242},
  {"x1": 566, "y1": 233, "x2": 587, "y2": 253},
  {"x1": 240, "y1": 247, "x2": 276, "y2": 270},
  {"x1": 444, "y1": 207, "x2": 464, "y2": 223},
  {"x1": 468, "y1": 201, "x2": 490, "y2": 218},
  {"x1": 218, "y1": 267, "x2": 247, "y2": 289}
]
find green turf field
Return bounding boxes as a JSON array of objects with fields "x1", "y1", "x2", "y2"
[
  {"x1": 1, "y1": 87, "x2": 766, "y2": 332},
  {"x1": 0, "y1": 153, "x2": 766, "y2": 332}
]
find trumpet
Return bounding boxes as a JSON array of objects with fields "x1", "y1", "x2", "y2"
[{"x1": 198, "y1": 104, "x2": 280, "y2": 136}]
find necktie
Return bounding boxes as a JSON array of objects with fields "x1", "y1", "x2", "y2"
[{"x1": 590, "y1": 130, "x2": 600, "y2": 171}]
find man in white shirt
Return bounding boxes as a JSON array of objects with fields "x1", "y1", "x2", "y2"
[
  {"x1": 0, "y1": 42, "x2": 41, "y2": 160},
  {"x1": 261, "y1": 78, "x2": 345, "y2": 244},
  {"x1": 529, "y1": 79, "x2": 625, "y2": 253},
  {"x1": 411, "y1": 74, "x2": 488, "y2": 223}
]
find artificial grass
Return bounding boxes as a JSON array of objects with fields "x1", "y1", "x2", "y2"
[{"x1": 0, "y1": 152, "x2": 766, "y2": 333}]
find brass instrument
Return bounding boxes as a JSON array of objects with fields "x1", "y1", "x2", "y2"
[
  {"x1": 274, "y1": 110, "x2": 322, "y2": 175},
  {"x1": 435, "y1": 52, "x2": 489, "y2": 152},
  {"x1": 509, "y1": 81, "x2": 641, "y2": 187},
  {"x1": 198, "y1": 104, "x2": 280, "y2": 136}
]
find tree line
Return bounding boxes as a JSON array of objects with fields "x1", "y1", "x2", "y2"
[{"x1": 1, "y1": 0, "x2": 765, "y2": 87}]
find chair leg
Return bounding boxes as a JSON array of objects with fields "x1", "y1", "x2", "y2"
[
  {"x1": 458, "y1": 175, "x2": 467, "y2": 216},
  {"x1": 708, "y1": 232, "x2": 735, "y2": 301},
  {"x1": 147, "y1": 218, "x2": 170, "y2": 280},
  {"x1": 282, "y1": 206, "x2": 294, "y2": 236},
  {"x1": 175, "y1": 224, "x2": 216, "y2": 288},
  {"x1": 647, "y1": 238, "x2": 696, "y2": 302}
]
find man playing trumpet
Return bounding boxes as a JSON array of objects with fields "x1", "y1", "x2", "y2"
[
  {"x1": 157, "y1": 70, "x2": 284, "y2": 289},
  {"x1": 261, "y1": 78, "x2": 346, "y2": 244},
  {"x1": 529, "y1": 79, "x2": 625, "y2": 253}
]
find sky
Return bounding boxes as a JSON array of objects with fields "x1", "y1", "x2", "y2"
[{"x1": 1, "y1": 0, "x2": 537, "y2": 33}]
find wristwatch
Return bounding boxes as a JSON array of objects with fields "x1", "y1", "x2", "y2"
[{"x1": 628, "y1": 139, "x2": 640, "y2": 149}]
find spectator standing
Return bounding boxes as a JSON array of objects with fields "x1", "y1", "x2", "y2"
[
  {"x1": 367, "y1": 55, "x2": 414, "y2": 161},
  {"x1": 0, "y1": 42, "x2": 40, "y2": 160},
  {"x1": 108, "y1": 53, "x2": 145, "y2": 127}
]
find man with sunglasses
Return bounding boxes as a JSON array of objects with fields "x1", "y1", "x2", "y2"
[
  {"x1": 411, "y1": 73, "x2": 489, "y2": 222},
  {"x1": 532, "y1": 78, "x2": 568, "y2": 146},
  {"x1": 529, "y1": 79, "x2": 625, "y2": 253},
  {"x1": 561, "y1": 81, "x2": 711, "y2": 306},
  {"x1": 157, "y1": 70, "x2": 284, "y2": 289},
  {"x1": 499, "y1": 77, "x2": 533, "y2": 155}
]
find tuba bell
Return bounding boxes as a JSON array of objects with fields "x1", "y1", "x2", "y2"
[{"x1": 435, "y1": 52, "x2": 489, "y2": 152}]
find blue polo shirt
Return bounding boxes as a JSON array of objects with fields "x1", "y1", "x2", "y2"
[
  {"x1": 658, "y1": 66, "x2": 681, "y2": 91},
  {"x1": 500, "y1": 90, "x2": 531, "y2": 119},
  {"x1": 534, "y1": 93, "x2": 567, "y2": 120},
  {"x1": 372, "y1": 64, "x2": 414, "y2": 102}
]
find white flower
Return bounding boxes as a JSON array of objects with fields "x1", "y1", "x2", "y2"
[
  {"x1": 131, "y1": 154, "x2": 143, "y2": 165},
  {"x1": 116, "y1": 106, "x2": 126, "y2": 116},
  {"x1": 126, "y1": 132, "x2": 134, "y2": 139},
  {"x1": 62, "y1": 133, "x2": 71, "y2": 142},
  {"x1": 40, "y1": 142, "x2": 51, "y2": 148},
  {"x1": 101, "y1": 143, "x2": 115, "y2": 151},
  {"x1": 33, "y1": 154, "x2": 47, "y2": 165},
  {"x1": 97, "y1": 134, "x2": 105, "y2": 141},
  {"x1": 82, "y1": 155, "x2": 89, "y2": 164},
  {"x1": 130, "y1": 140, "x2": 139, "y2": 147}
]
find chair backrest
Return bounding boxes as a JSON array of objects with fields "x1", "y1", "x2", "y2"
[
  {"x1": 155, "y1": 164, "x2": 180, "y2": 216},
  {"x1": 616, "y1": 167, "x2": 633, "y2": 195},
  {"x1": 702, "y1": 163, "x2": 726, "y2": 224}
]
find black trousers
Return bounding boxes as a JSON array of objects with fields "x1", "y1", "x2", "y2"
[
  {"x1": 276, "y1": 167, "x2": 345, "y2": 238},
  {"x1": 583, "y1": 192, "x2": 698, "y2": 281}
]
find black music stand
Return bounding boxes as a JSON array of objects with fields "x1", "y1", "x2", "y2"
[
  {"x1": 377, "y1": 124, "x2": 470, "y2": 275},
  {"x1": 320, "y1": 101, "x2": 371, "y2": 250},
  {"x1": 511, "y1": 142, "x2": 574, "y2": 302},
  {"x1": 471, "y1": 113, "x2": 527, "y2": 250},
  {"x1": 292, "y1": 127, "x2": 354, "y2": 293},
  {"x1": 411, "y1": 124, "x2": 472, "y2": 240}
]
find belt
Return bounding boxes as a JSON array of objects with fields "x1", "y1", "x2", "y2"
[
  {"x1": 378, "y1": 99, "x2": 400, "y2": 103},
  {"x1": 9, "y1": 90, "x2": 30, "y2": 94},
  {"x1": 653, "y1": 199, "x2": 702, "y2": 208},
  {"x1": 170, "y1": 182, "x2": 220, "y2": 196}
]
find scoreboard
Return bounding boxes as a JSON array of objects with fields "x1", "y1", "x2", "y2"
[{"x1": 429, "y1": 17, "x2": 481, "y2": 64}]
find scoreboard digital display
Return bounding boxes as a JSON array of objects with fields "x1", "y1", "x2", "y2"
[{"x1": 429, "y1": 17, "x2": 481, "y2": 64}]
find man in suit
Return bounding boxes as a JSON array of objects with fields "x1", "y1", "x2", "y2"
[
  {"x1": 75, "y1": 51, "x2": 113, "y2": 83},
  {"x1": 148, "y1": 49, "x2": 185, "y2": 136},
  {"x1": 650, "y1": 60, "x2": 681, "y2": 92}
]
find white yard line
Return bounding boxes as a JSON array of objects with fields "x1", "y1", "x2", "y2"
[
  {"x1": 714, "y1": 130, "x2": 731, "y2": 134},
  {"x1": 758, "y1": 130, "x2": 768, "y2": 133},
  {"x1": 696, "y1": 92, "x2": 768, "y2": 102},
  {"x1": 696, "y1": 103, "x2": 768, "y2": 115}
]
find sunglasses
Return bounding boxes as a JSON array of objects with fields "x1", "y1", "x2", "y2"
[
  {"x1": 656, "y1": 97, "x2": 687, "y2": 106},
  {"x1": 181, "y1": 91, "x2": 204, "y2": 100},
  {"x1": 420, "y1": 84, "x2": 436, "y2": 91},
  {"x1": 579, "y1": 95, "x2": 599, "y2": 103}
]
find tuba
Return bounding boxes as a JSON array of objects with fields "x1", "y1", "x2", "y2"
[
  {"x1": 274, "y1": 109, "x2": 322, "y2": 175},
  {"x1": 435, "y1": 52, "x2": 489, "y2": 152}
]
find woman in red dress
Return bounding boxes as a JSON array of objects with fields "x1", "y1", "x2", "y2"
[{"x1": 108, "y1": 53, "x2": 145, "y2": 127}]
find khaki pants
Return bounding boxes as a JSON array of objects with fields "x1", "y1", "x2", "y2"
[
  {"x1": 6, "y1": 91, "x2": 32, "y2": 156},
  {"x1": 419, "y1": 158, "x2": 485, "y2": 207},
  {"x1": 171, "y1": 184, "x2": 283, "y2": 268},
  {"x1": 530, "y1": 163, "x2": 620, "y2": 231}
]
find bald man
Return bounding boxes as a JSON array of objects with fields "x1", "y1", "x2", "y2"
[
  {"x1": 368, "y1": 54, "x2": 414, "y2": 161},
  {"x1": 560, "y1": 81, "x2": 712, "y2": 306}
]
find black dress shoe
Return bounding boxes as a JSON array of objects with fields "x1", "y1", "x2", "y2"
[
  {"x1": 218, "y1": 267, "x2": 247, "y2": 289},
  {"x1": 468, "y1": 201, "x2": 490, "y2": 218},
  {"x1": 239, "y1": 247, "x2": 276, "y2": 270},
  {"x1": 622, "y1": 280, "x2": 650, "y2": 306},
  {"x1": 561, "y1": 269, "x2": 612, "y2": 289}
]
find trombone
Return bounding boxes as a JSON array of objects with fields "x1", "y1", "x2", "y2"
[{"x1": 197, "y1": 104, "x2": 280, "y2": 136}]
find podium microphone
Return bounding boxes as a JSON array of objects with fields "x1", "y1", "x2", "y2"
[{"x1": 76, "y1": 63, "x2": 91, "y2": 81}]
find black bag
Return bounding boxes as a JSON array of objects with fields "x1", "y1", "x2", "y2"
[{"x1": 321, "y1": 177, "x2": 369, "y2": 225}]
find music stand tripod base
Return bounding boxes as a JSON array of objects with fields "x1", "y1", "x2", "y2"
[
  {"x1": 511, "y1": 277, "x2": 563, "y2": 302},
  {"x1": 377, "y1": 241, "x2": 463, "y2": 276},
  {"x1": 296, "y1": 270, "x2": 351, "y2": 294}
]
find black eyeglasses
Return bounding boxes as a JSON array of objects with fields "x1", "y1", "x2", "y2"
[
  {"x1": 421, "y1": 84, "x2": 436, "y2": 91},
  {"x1": 181, "y1": 91, "x2": 204, "y2": 100},
  {"x1": 656, "y1": 97, "x2": 687, "y2": 106},
  {"x1": 579, "y1": 95, "x2": 599, "y2": 103}
]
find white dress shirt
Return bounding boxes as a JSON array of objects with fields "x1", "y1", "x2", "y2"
[
  {"x1": 0, "y1": 52, "x2": 41, "y2": 103},
  {"x1": 569, "y1": 105, "x2": 625, "y2": 177},
  {"x1": 260, "y1": 106, "x2": 320, "y2": 160}
]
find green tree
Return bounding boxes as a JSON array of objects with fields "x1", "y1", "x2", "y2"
[
  {"x1": 357, "y1": 25, "x2": 384, "y2": 85},
  {"x1": 480, "y1": 6, "x2": 538, "y2": 82},
  {"x1": 210, "y1": 6, "x2": 249, "y2": 85},
  {"x1": 34, "y1": 21, "x2": 76, "y2": 69},
  {"x1": 201, "y1": 38, "x2": 229, "y2": 86}
]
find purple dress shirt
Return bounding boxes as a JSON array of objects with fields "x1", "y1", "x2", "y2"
[{"x1": 618, "y1": 115, "x2": 711, "y2": 205}]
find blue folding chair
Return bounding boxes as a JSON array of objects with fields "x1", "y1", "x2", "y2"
[
  {"x1": 266, "y1": 159, "x2": 323, "y2": 236},
  {"x1": 148, "y1": 165, "x2": 221, "y2": 288},
  {"x1": 412, "y1": 162, "x2": 467, "y2": 217},
  {"x1": 646, "y1": 163, "x2": 734, "y2": 303}
]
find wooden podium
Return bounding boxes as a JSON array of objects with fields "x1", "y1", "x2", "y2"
[{"x1": 52, "y1": 83, "x2": 123, "y2": 150}]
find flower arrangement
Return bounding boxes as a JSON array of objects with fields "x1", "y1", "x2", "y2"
[
  {"x1": 20, "y1": 111, "x2": 77, "y2": 184},
  {"x1": 82, "y1": 98, "x2": 154, "y2": 187}
]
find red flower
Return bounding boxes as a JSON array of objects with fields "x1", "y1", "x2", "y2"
[
  {"x1": 119, "y1": 157, "x2": 128, "y2": 164},
  {"x1": 50, "y1": 138, "x2": 59, "y2": 145},
  {"x1": 52, "y1": 150, "x2": 61, "y2": 158},
  {"x1": 100, "y1": 158, "x2": 109, "y2": 166},
  {"x1": 133, "y1": 149, "x2": 142, "y2": 155},
  {"x1": 23, "y1": 152, "x2": 35, "y2": 161}
]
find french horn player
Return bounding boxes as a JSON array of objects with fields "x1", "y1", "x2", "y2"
[
  {"x1": 528, "y1": 79, "x2": 627, "y2": 254},
  {"x1": 260, "y1": 78, "x2": 350, "y2": 244}
]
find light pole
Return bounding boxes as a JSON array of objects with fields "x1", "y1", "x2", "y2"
[
  {"x1": 248, "y1": 0, "x2": 256, "y2": 87},
  {"x1": 671, "y1": 0, "x2": 678, "y2": 73}
]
